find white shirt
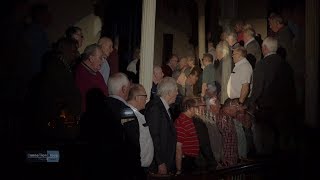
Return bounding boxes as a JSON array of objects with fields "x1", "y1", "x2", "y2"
[
  {"x1": 128, "y1": 104, "x2": 154, "y2": 167},
  {"x1": 99, "y1": 58, "x2": 110, "y2": 85},
  {"x1": 127, "y1": 59, "x2": 139, "y2": 74},
  {"x1": 227, "y1": 58, "x2": 253, "y2": 99}
]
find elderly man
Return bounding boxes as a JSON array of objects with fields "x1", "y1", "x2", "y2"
[
  {"x1": 249, "y1": 37, "x2": 295, "y2": 154},
  {"x1": 227, "y1": 47, "x2": 253, "y2": 159},
  {"x1": 226, "y1": 31, "x2": 242, "y2": 51},
  {"x1": 151, "y1": 65, "x2": 164, "y2": 100},
  {"x1": 268, "y1": 14, "x2": 293, "y2": 61},
  {"x1": 127, "y1": 84, "x2": 154, "y2": 172},
  {"x1": 178, "y1": 67, "x2": 201, "y2": 97},
  {"x1": 228, "y1": 47, "x2": 253, "y2": 104},
  {"x1": 243, "y1": 28, "x2": 262, "y2": 67},
  {"x1": 106, "y1": 73, "x2": 143, "y2": 179},
  {"x1": 75, "y1": 44, "x2": 107, "y2": 112},
  {"x1": 98, "y1": 37, "x2": 113, "y2": 85},
  {"x1": 145, "y1": 77, "x2": 178, "y2": 175},
  {"x1": 162, "y1": 54, "x2": 179, "y2": 77}
]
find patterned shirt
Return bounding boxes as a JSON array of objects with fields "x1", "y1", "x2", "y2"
[
  {"x1": 215, "y1": 112, "x2": 238, "y2": 166},
  {"x1": 175, "y1": 113, "x2": 200, "y2": 157}
]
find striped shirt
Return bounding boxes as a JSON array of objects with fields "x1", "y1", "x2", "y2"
[{"x1": 175, "y1": 113, "x2": 200, "y2": 157}]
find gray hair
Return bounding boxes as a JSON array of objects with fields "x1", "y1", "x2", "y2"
[
  {"x1": 226, "y1": 31, "x2": 238, "y2": 41},
  {"x1": 108, "y1": 73, "x2": 130, "y2": 95},
  {"x1": 234, "y1": 47, "x2": 247, "y2": 57},
  {"x1": 262, "y1": 37, "x2": 278, "y2": 52},
  {"x1": 81, "y1": 43, "x2": 101, "y2": 61},
  {"x1": 128, "y1": 84, "x2": 144, "y2": 101},
  {"x1": 216, "y1": 40, "x2": 231, "y2": 58},
  {"x1": 243, "y1": 28, "x2": 255, "y2": 37},
  {"x1": 157, "y1": 77, "x2": 177, "y2": 97}
]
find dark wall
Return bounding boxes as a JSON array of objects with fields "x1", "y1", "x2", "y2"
[{"x1": 102, "y1": 0, "x2": 142, "y2": 72}]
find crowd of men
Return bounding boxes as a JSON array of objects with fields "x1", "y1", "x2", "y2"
[{"x1": 1, "y1": 1, "x2": 301, "y2": 179}]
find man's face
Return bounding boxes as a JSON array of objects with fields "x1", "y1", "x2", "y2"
[
  {"x1": 189, "y1": 106, "x2": 197, "y2": 117},
  {"x1": 170, "y1": 56, "x2": 179, "y2": 69},
  {"x1": 232, "y1": 50, "x2": 241, "y2": 63},
  {"x1": 178, "y1": 58, "x2": 187, "y2": 70},
  {"x1": 72, "y1": 30, "x2": 84, "y2": 48},
  {"x1": 154, "y1": 69, "x2": 164, "y2": 81},
  {"x1": 136, "y1": 89, "x2": 148, "y2": 110},
  {"x1": 226, "y1": 36, "x2": 233, "y2": 47},
  {"x1": 269, "y1": 19, "x2": 279, "y2": 32},
  {"x1": 209, "y1": 97, "x2": 221, "y2": 113},
  {"x1": 189, "y1": 73, "x2": 199, "y2": 85},
  {"x1": 235, "y1": 24, "x2": 242, "y2": 33},
  {"x1": 90, "y1": 48, "x2": 103, "y2": 72},
  {"x1": 224, "y1": 103, "x2": 241, "y2": 117},
  {"x1": 168, "y1": 87, "x2": 178, "y2": 105},
  {"x1": 101, "y1": 41, "x2": 113, "y2": 57},
  {"x1": 202, "y1": 57, "x2": 210, "y2": 66}
]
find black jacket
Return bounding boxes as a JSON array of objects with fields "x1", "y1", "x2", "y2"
[
  {"x1": 250, "y1": 54, "x2": 295, "y2": 111},
  {"x1": 105, "y1": 96, "x2": 142, "y2": 177},
  {"x1": 81, "y1": 92, "x2": 142, "y2": 179},
  {"x1": 144, "y1": 96, "x2": 177, "y2": 171}
]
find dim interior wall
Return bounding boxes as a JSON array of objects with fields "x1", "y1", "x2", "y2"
[
  {"x1": 154, "y1": 20, "x2": 194, "y2": 66},
  {"x1": 245, "y1": 19, "x2": 268, "y2": 39}
]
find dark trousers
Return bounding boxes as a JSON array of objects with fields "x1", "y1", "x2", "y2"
[
  {"x1": 182, "y1": 156, "x2": 196, "y2": 172},
  {"x1": 193, "y1": 118, "x2": 217, "y2": 169}
]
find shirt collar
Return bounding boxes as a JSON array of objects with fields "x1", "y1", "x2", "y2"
[
  {"x1": 235, "y1": 58, "x2": 247, "y2": 67},
  {"x1": 127, "y1": 104, "x2": 142, "y2": 115},
  {"x1": 264, "y1": 52, "x2": 277, "y2": 58},
  {"x1": 244, "y1": 37, "x2": 255, "y2": 48},
  {"x1": 160, "y1": 97, "x2": 170, "y2": 111},
  {"x1": 109, "y1": 95, "x2": 129, "y2": 105},
  {"x1": 81, "y1": 62, "x2": 96, "y2": 75}
]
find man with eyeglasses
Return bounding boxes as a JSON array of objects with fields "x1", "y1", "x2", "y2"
[
  {"x1": 127, "y1": 84, "x2": 154, "y2": 178},
  {"x1": 227, "y1": 47, "x2": 253, "y2": 160},
  {"x1": 227, "y1": 47, "x2": 253, "y2": 105}
]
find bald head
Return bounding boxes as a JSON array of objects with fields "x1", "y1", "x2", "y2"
[
  {"x1": 98, "y1": 37, "x2": 113, "y2": 57},
  {"x1": 153, "y1": 65, "x2": 164, "y2": 83}
]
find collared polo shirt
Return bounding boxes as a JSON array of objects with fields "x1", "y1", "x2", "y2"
[{"x1": 227, "y1": 58, "x2": 253, "y2": 99}]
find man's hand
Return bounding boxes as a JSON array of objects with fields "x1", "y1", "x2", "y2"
[{"x1": 158, "y1": 163, "x2": 168, "y2": 175}]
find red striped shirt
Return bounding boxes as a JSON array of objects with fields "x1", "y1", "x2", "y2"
[{"x1": 175, "y1": 113, "x2": 199, "y2": 157}]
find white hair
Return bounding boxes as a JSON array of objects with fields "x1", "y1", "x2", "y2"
[
  {"x1": 262, "y1": 37, "x2": 278, "y2": 52},
  {"x1": 108, "y1": 73, "x2": 130, "y2": 95},
  {"x1": 216, "y1": 40, "x2": 231, "y2": 58},
  {"x1": 226, "y1": 32, "x2": 238, "y2": 41},
  {"x1": 157, "y1": 77, "x2": 177, "y2": 97}
]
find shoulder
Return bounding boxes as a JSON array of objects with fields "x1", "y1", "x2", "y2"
[
  {"x1": 145, "y1": 98, "x2": 162, "y2": 110},
  {"x1": 241, "y1": 60, "x2": 253, "y2": 71}
]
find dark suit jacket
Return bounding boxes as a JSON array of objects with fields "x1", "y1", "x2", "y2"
[
  {"x1": 246, "y1": 39, "x2": 262, "y2": 63},
  {"x1": 81, "y1": 92, "x2": 142, "y2": 179},
  {"x1": 105, "y1": 96, "x2": 142, "y2": 176},
  {"x1": 250, "y1": 54, "x2": 295, "y2": 111},
  {"x1": 145, "y1": 96, "x2": 177, "y2": 171}
]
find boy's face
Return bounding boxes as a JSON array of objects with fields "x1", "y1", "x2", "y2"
[{"x1": 224, "y1": 104, "x2": 241, "y2": 117}]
